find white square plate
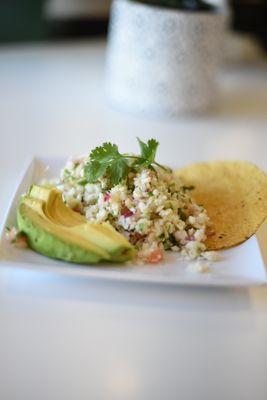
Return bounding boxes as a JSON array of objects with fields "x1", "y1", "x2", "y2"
[{"x1": 0, "y1": 157, "x2": 266, "y2": 287}]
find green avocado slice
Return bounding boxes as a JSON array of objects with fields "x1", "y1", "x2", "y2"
[
  {"x1": 18, "y1": 185, "x2": 135, "y2": 264},
  {"x1": 17, "y1": 198, "x2": 110, "y2": 264},
  {"x1": 69, "y1": 224, "x2": 135, "y2": 262},
  {"x1": 29, "y1": 185, "x2": 85, "y2": 226},
  {"x1": 29, "y1": 185, "x2": 135, "y2": 262}
]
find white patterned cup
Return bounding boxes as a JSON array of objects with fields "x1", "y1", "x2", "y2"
[{"x1": 106, "y1": 0, "x2": 225, "y2": 117}]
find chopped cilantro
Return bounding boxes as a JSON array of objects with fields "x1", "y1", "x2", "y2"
[
  {"x1": 178, "y1": 208, "x2": 187, "y2": 221},
  {"x1": 181, "y1": 185, "x2": 195, "y2": 191},
  {"x1": 77, "y1": 179, "x2": 88, "y2": 186},
  {"x1": 84, "y1": 138, "x2": 171, "y2": 186}
]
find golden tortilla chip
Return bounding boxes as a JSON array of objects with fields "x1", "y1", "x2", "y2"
[{"x1": 177, "y1": 161, "x2": 267, "y2": 250}]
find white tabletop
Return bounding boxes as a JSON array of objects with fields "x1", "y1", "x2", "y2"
[{"x1": 1, "y1": 41, "x2": 267, "y2": 400}]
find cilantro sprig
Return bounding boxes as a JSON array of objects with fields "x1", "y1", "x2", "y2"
[{"x1": 84, "y1": 138, "x2": 171, "y2": 186}]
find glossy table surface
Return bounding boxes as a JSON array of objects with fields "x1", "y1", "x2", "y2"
[{"x1": 1, "y1": 41, "x2": 267, "y2": 400}]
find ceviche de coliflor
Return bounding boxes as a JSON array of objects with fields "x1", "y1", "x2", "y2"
[
  {"x1": 9, "y1": 139, "x2": 267, "y2": 267},
  {"x1": 56, "y1": 138, "x2": 215, "y2": 264}
]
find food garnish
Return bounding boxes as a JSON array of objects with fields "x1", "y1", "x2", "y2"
[{"x1": 84, "y1": 138, "x2": 170, "y2": 186}]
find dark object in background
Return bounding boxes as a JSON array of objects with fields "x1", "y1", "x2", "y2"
[
  {"x1": 46, "y1": 0, "x2": 110, "y2": 38},
  {"x1": 134, "y1": 0, "x2": 215, "y2": 11},
  {"x1": 0, "y1": 0, "x2": 48, "y2": 42},
  {"x1": 230, "y1": 0, "x2": 267, "y2": 51},
  {"x1": 47, "y1": 17, "x2": 108, "y2": 38},
  {"x1": 0, "y1": 0, "x2": 266, "y2": 49},
  {"x1": 0, "y1": 0, "x2": 109, "y2": 43}
]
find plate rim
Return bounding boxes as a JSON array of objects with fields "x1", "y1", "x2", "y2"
[{"x1": 0, "y1": 157, "x2": 34, "y2": 236}]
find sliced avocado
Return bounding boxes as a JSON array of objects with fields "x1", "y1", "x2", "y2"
[
  {"x1": 69, "y1": 224, "x2": 135, "y2": 262},
  {"x1": 30, "y1": 185, "x2": 84, "y2": 226},
  {"x1": 17, "y1": 197, "x2": 110, "y2": 264},
  {"x1": 29, "y1": 185, "x2": 135, "y2": 262},
  {"x1": 18, "y1": 185, "x2": 135, "y2": 264},
  {"x1": 29, "y1": 184, "x2": 55, "y2": 203}
]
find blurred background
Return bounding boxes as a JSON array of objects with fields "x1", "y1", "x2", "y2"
[
  {"x1": 0, "y1": 0, "x2": 266, "y2": 156},
  {"x1": 0, "y1": 0, "x2": 266, "y2": 159},
  {"x1": 1, "y1": 5, "x2": 267, "y2": 400},
  {"x1": 0, "y1": 0, "x2": 267, "y2": 58}
]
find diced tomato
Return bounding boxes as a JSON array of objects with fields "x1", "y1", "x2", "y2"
[
  {"x1": 15, "y1": 235, "x2": 28, "y2": 249},
  {"x1": 147, "y1": 248, "x2": 164, "y2": 264},
  {"x1": 121, "y1": 206, "x2": 134, "y2": 218},
  {"x1": 103, "y1": 193, "x2": 111, "y2": 202},
  {"x1": 131, "y1": 232, "x2": 145, "y2": 244}
]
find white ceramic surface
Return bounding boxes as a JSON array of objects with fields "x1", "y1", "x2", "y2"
[
  {"x1": 106, "y1": 0, "x2": 225, "y2": 117},
  {"x1": 1, "y1": 157, "x2": 266, "y2": 287}
]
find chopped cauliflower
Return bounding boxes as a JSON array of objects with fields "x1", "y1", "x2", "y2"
[{"x1": 56, "y1": 158, "x2": 214, "y2": 264}]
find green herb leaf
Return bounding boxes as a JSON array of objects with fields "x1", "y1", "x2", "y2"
[
  {"x1": 84, "y1": 138, "x2": 169, "y2": 186},
  {"x1": 84, "y1": 160, "x2": 108, "y2": 183},
  {"x1": 137, "y1": 138, "x2": 159, "y2": 165},
  {"x1": 90, "y1": 143, "x2": 121, "y2": 163},
  {"x1": 109, "y1": 158, "x2": 129, "y2": 186},
  {"x1": 178, "y1": 208, "x2": 187, "y2": 221},
  {"x1": 84, "y1": 142, "x2": 129, "y2": 185},
  {"x1": 181, "y1": 185, "x2": 195, "y2": 191}
]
